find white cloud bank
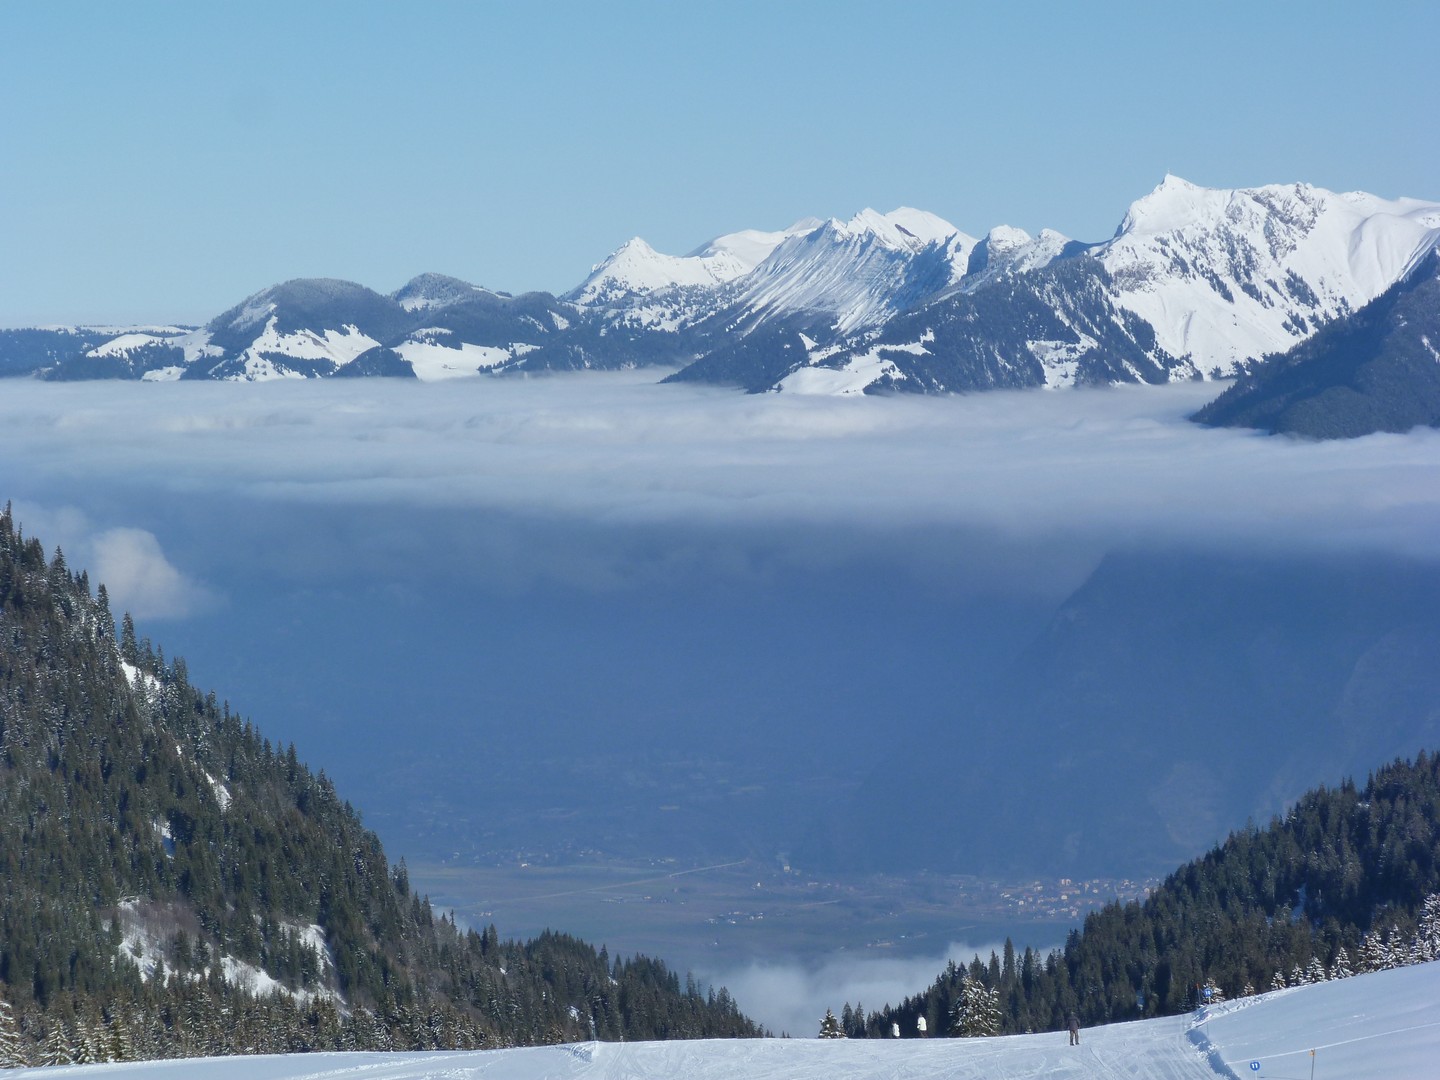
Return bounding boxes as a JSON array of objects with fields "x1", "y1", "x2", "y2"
[{"x1": 2, "y1": 372, "x2": 1438, "y2": 600}]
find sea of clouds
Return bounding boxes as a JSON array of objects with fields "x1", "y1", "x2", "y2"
[{"x1": 4, "y1": 372, "x2": 1438, "y2": 621}]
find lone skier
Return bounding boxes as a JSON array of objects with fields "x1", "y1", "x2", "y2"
[{"x1": 1067, "y1": 1013, "x2": 1080, "y2": 1046}]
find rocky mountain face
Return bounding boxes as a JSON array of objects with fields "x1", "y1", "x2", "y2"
[{"x1": 10, "y1": 178, "x2": 1439, "y2": 393}]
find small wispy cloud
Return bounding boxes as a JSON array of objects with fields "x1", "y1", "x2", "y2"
[
  {"x1": 9, "y1": 501, "x2": 217, "y2": 621},
  {"x1": 89, "y1": 526, "x2": 217, "y2": 620}
]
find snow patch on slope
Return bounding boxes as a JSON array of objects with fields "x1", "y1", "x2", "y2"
[
  {"x1": 777, "y1": 334, "x2": 920, "y2": 395},
  {"x1": 113, "y1": 901, "x2": 339, "y2": 1004},
  {"x1": 219, "y1": 317, "x2": 380, "y2": 382},
  {"x1": 395, "y1": 336, "x2": 533, "y2": 380}
]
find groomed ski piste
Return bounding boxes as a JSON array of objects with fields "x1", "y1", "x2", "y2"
[{"x1": 21, "y1": 959, "x2": 1440, "y2": 1079}]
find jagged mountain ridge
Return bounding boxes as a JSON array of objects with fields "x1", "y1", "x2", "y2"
[{"x1": 12, "y1": 177, "x2": 1439, "y2": 391}]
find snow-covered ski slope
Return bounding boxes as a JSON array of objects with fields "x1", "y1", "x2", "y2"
[{"x1": 23, "y1": 960, "x2": 1440, "y2": 1079}]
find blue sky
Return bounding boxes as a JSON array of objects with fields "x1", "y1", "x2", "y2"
[{"x1": 3, "y1": 0, "x2": 1438, "y2": 325}]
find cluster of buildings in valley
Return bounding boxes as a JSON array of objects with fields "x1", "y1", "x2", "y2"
[{"x1": 979, "y1": 877, "x2": 1155, "y2": 921}]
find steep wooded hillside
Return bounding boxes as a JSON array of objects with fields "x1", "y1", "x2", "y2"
[
  {"x1": 855, "y1": 752, "x2": 1440, "y2": 1039},
  {"x1": 0, "y1": 505, "x2": 759, "y2": 1064}
]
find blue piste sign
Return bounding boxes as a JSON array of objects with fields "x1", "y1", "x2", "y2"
[{"x1": 1249, "y1": 1062, "x2": 1261, "y2": 1072}]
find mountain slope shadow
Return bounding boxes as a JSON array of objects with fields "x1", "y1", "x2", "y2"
[{"x1": 801, "y1": 548, "x2": 1440, "y2": 878}]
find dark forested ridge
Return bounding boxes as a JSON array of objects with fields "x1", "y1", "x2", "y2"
[
  {"x1": 847, "y1": 752, "x2": 1440, "y2": 1040},
  {"x1": 1193, "y1": 249, "x2": 1440, "y2": 438},
  {"x1": 0, "y1": 505, "x2": 760, "y2": 1065}
]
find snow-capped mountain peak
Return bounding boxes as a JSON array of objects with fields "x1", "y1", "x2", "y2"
[
  {"x1": 815, "y1": 207, "x2": 960, "y2": 252},
  {"x1": 1112, "y1": 173, "x2": 1219, "y2": 237},
  {"x1": 716, "y1": 207, "x2": 970, "y2": 335},
  {"x1": 1098, "y1": 177, "x2": 1440, "y2": 374},
  {"x1": 567, "y1": 235, "x2": 751, "y2": 308},
  {"x1": 956, "y1": 224, "x2": 1072, "y2": 290},
  {"x1": 985, "y1": 224, "x2": 1034, "y2": 253},
  {"x1": 885, "y1": 206, "x2": 963, "y2": 246},
  {"x1": 686, "y1": 218, "x2": 823, "y2": 267}
]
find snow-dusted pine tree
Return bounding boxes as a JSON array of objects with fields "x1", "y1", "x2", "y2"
[
  {"x1": 951, "y1": 976, "x2": 1001, "y2": 1037},
  {"x1": 818, "y1": 1008, "x2": 845, "y2": 1039},
  {"x1": 1413, "y1": 893, "x2": 1440, "y2": 963},
  {"x1": 1360, "y1": 929, "x2": 1387, "y2": 972},
  {"x1": 1330, "y1": 947, "x2": 1353, "y2": 980},
  {"x1": 39, "y1": 1024, "x2": 72, "y2": 1068},
  {"x1": 0, "y1": 1000, "x2": 25, "y2": 1068}
]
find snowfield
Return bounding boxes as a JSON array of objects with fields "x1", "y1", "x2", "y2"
[{"x1": 22, "y1": 960, "x2": 1440, "y2": 1079}]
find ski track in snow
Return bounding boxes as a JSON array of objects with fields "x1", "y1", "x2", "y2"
[{"x1": 22, "y1": 961, "x2": 1440, "y2": 1079}]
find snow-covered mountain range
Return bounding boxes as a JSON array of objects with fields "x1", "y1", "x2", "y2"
[{"x1": 13, "y1": 177, "x2": 1440, "y2": 394}]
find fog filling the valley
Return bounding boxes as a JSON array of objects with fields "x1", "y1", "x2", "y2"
[
  {"x1": 7, "y1": 374, "x2": 1439, "y2": 601},
  {"x1": 4, "y1": 372, "x2": 1440, "y2": 1033}
]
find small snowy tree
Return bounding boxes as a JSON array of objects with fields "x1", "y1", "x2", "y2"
[
  {"x1": 1413, "y1": 893, "x2": 1440, "y2": 963},
  {"x1": 951, "y1": 976, "x2": 1001, "y2": 1037},
  {"x1": 39, "y1": 1024, "x2": 73, "y2": 1068},
  {"x1": 0, "y1": 1000, "x2": 25, "y2": 1068},
  {"x1": 1359, "y1": 929, "x2": 1387, "y2": 972},
  {"x1": 1269, "y1": 969, "x2": 1287, "y2": 992},
  {"x1": 1329, "y1": 947, "x2": 1353, "y2": 980},
  {"x1": 1304, "y1": 957, "x2": 1327, "y2": 984},
  {"x1": 818, "y1": 1009, "x2": 845, "y2": 1039}
]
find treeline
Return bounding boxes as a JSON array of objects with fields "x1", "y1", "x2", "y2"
[
  {"x1": 0, "y1": 505, "x2": 760, "y2": 1065},
  {"x1": 839, "y1": 751, "x2": 1440, "y2": 1038}
]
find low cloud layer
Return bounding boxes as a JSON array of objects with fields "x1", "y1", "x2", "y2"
[
  {"x1": 700, "y1": 941, "x2": 1006, "y2": 1038},
  {"x1": 3, "y1": 373, "x2": 1438, "y2": 604}
]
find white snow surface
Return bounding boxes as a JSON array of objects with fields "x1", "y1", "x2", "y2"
[
  {"x1": 82, "y1": 327, "x2": 219, "y2": 365},
  {"x1": 1097, "y1": 175, "x2": 1440, "y2": 375},
  {"x1": 86, "y1": 332, "x2": 177, "y2": 358},
  {"x1": 24, "y1": 961, "x2": 1440, "y2": 1078},
  {"x1": 395, "y1": 337, "x2": 527, "y2": 380}
]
